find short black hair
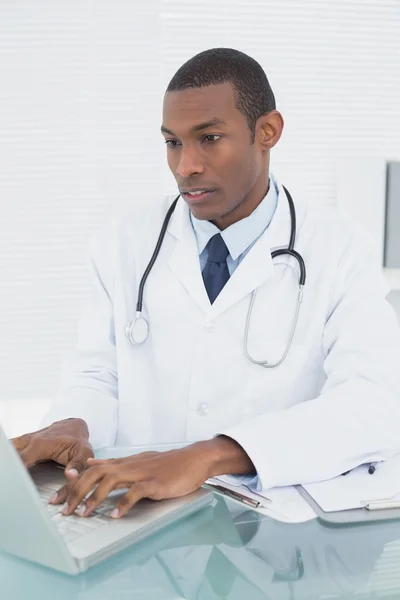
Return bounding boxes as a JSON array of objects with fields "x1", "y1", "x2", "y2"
[{"x1": 166, "y1": 48, "x2": 276, "y2": 143}]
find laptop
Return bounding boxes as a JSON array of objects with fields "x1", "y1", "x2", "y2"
[
  {"x1": 1, "y1": 500, "x2": 217, "y2": 600},
  {"x1": 0, "y1": 425, "x2": 213, "y2": 575}
]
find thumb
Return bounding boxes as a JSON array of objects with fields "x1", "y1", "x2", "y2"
[
  {"x1": 65, "y1": 454, "x2": 92, "y2": 479},
  {"x1": 64, "y1": 464, "x2": 82, "y2": 479}
]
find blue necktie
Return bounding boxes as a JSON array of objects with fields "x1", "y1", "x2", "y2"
[{"x1": 202, "y1": 233, "x2": 230, "y2": 304}]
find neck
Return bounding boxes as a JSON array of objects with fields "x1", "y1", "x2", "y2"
[{"x1": 212, "y1": 171, "x2": 270, "y2": 231}]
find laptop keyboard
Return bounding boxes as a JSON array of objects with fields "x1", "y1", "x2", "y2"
[{"x1": 38, "y1": 486, "x2": 112, "y2": 543}]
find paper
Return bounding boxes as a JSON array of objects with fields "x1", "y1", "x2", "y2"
[
  {"x1": 256, "y1": 485, "x2": 316, "y2": 523},
  {"x1": 303, "y1": 455, "x2": 400, "y2": 513}
]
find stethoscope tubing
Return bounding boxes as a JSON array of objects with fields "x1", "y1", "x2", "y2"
[{"x1": 127, "y1": 186, "x2": 307, "y2": 364}]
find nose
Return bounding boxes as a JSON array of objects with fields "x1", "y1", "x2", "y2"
[{"x1": 176, "y1": 145, "x2": 205, "y2": 178}]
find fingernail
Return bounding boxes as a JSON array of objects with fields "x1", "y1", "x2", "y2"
[
  {"x1": 61, "y1": 503, "x2": 69, "y2": 515},
  {"x1": 110, "y1": 508, "x2": 119, "y2": 519},
  {"x1": 67, "y1": 468, "x2": 79, "y2": 478},
  {"x1": 76, "y1": 504, "x2": 86, "y2": 517},
  {"x1": 49, "y1": 493, "x2": 58, "y2": 503}
]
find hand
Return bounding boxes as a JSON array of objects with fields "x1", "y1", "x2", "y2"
[
  {"x1": 52, "y1": 445, "x2": 211, "y2": 519},
  {"x1": 52, "y1": 436, "x2": 255, "y2": 519},
  {"x1": 12, "y1": 418, "x2": 94, "y2": 479}
]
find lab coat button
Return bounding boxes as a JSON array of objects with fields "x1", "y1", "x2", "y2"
[
  {"x1": 204, "y1": 322, "x2": 215, "y2": 332},
  {"x1": 197, "y1": 402, "x2": 209, "y2": 416}
]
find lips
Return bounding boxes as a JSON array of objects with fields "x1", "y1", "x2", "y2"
[{"x1": 181, "y1": 190, "x2": 216, "y2": 203}]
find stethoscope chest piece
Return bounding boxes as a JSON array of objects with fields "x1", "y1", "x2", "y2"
[{"x1": 126, "y1": 311, "x2": 149, "y2": 344}]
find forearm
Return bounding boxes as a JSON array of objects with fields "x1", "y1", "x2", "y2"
[
  {"x1": 190, "y1": 436, "x2": 256, "y2": 479},
  {"x1": 222, "y1": 379, "x2": 400, "y2": 488}
]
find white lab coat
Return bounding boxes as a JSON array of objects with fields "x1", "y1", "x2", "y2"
[{"x1": 42, "y1": 179, "x2": 400, "y2": 489}]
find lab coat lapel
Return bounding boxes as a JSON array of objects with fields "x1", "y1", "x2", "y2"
[
  {"x1": 208, "y1": 182, "x2": 294, "y2": 320},
  {"x1": 208, "y1": 229, "x2": 274, "y2": 319},
  {"x1": 165, "y1": 183, "x2": 300, "y2": 319},
  {"x1": 167, "y1": 198, "x2": 210, "y2": 313}
]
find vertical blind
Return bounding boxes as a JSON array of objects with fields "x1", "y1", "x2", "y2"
[{"x1": 0, "y1": 0, "x2": 399, "y2": 400}]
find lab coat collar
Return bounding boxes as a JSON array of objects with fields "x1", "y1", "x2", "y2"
[
  {"x1": 166, "y1": 179, "x2": 307, "y2": 319},
  {"x1": 189, "y1": 178, "x2": 278, "y2": 261}
]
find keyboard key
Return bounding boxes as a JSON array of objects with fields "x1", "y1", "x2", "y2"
[
  {"x1": 51, "y1": 513, "x2": 64, "y2": 523},
  {"x1": 79, "y1": 516, "x2": 107, "y2": 529},
  {"x1": 94, "y1": 505, "x2": 113, "y2": 516},
  {"x1": 39, "y1": 487, "x2": 110, "y2": 542},
  {"x1": 47, "y1": 505, "x2": 60, "y2": 515},
  {"x1": 38, "y1": 484, "x2": 60, "y2": 494}
]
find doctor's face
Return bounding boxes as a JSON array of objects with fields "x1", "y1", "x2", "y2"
[{"x1": 162, "y1": 82, "x2": 283, "y2": 230}]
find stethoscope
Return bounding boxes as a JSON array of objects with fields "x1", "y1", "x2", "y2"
[{"x1": 125, "y1": 185, "x2": 306, "y2": 368}]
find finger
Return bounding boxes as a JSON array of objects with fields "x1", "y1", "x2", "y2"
[
  {"x1": 19, "y1": 442, "x2": 42, "y2": 469},
  {"x1": 80, "y1": 476, "x2": 119, "y2": 517},
  {"x1": 137, "y1": 452, "x2": 160, "y2": 459},
  {"x1": 19, "y1": 446, "x2": 33, "y2": 468},
  {"x1": 111, "y1": 481, "x2": 155, "y2": 519},
  {"x1": 59, "y1": 480, "x2": 130, "y2": 507},
  {"x1": 87, "y1": 458, "x2": 114, "y2": 466},
  {"x1": 88, "y1": 452, "x2": 158, "y2": 467},
  {"x1": 62, "y1": 467, "x2": 107, "y2": 515},
  {"x1": 50, "y1": 473, "x2": 105, "y2": 506},
  {"x1": 65, "y1": 447, "x2": 94, "y2": 479},
  {"x1": 11, "y1": 434, "x2": 31, "y2": 453},
  {"x1": 49, "y1": 482, "x2": 71, "y2": 505},
  {"x1": 65, "y1": 468, "x2": 80, "y2": 480}
]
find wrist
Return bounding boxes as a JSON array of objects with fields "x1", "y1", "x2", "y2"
[{"x1": 198, "y1": 436, "x2": 256, "y2": 479}]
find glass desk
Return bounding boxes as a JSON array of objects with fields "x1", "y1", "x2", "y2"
[{"x1": 3, "y1": 447, "x2": 400, "y2": 599}]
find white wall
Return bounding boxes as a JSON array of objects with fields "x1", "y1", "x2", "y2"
[{"x1": 0, "y1": 0, "x2": 399, "y2": 402}]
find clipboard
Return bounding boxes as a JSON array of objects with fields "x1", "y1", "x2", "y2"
[{"x1": 296, "y1": 485, "x2": 400, "y2": 525}]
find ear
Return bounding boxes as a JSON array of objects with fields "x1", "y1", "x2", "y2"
[{"x1": 256, "y1": 110, "x2": 284, "y2": 150}]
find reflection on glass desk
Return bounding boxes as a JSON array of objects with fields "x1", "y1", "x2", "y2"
[{"x1": 3, "y1": 448, "x2": 400, "y2": 598}]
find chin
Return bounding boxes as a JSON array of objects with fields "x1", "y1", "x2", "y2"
[{"x1": 189, "y1": 204, "x2": 220, "y2": 222}]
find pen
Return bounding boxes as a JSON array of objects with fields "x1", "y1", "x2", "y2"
[
  {"x1": 208, "y1": 483, "x2": 268, "y2": 509},
  {"x1": 342, "y1": 462, "x2": 379, "y2": 476},
  {"x1": 365, "y1": 500, "x2": 400, "y2": 511}
]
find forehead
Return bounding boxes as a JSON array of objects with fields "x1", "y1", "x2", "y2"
[{"x1": 162, "y1": 82, "x2": 243, "y2": 130}]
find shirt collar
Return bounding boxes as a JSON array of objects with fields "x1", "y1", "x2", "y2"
[{"x1": 190, "y1": 175, "x2": 278, "y2": 260}]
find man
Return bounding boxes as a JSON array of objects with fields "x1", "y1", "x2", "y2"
[{"x1": 13, "y1": 48, "x2": 400, "y2": 519}]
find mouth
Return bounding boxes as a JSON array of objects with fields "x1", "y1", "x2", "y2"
[{"x1": 180, "y1": 189, "x2": 217, "y2": 204}]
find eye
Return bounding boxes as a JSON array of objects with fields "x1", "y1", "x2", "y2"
[
  {"x1": 165, "y1": 139, "x2": 181, "y2": 148},
  {"x1": 203, "y1": 134, "x2": 221, "y2": 143}
]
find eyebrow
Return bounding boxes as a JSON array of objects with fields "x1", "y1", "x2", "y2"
[{"x1": 160, "y1": 117, "x2": 227, "y2": 136}]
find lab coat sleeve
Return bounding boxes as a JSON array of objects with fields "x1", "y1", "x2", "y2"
[
  {"x1": 40, "y1": 221, "x2": 118, "y2": 449},
  {"x1": 221, "y1": 231, "x2": 400, "y2": 489}
]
